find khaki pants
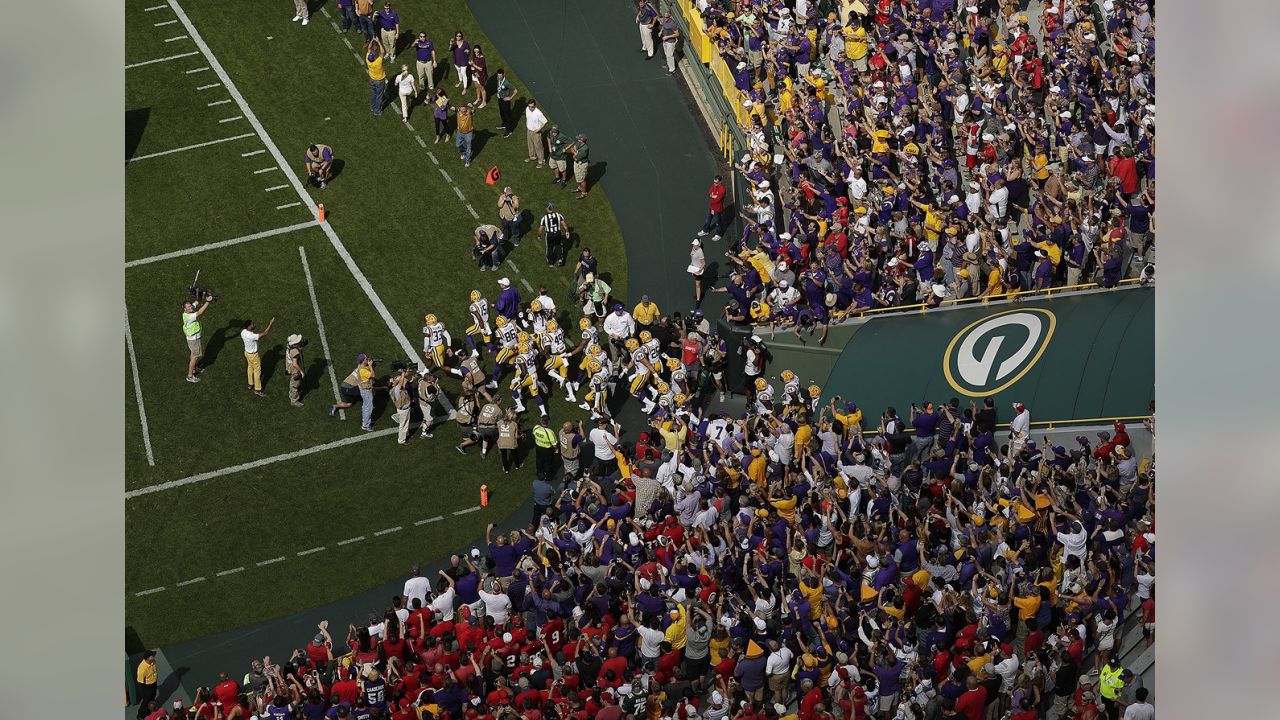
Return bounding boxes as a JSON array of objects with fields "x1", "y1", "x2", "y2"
[
  {"x1": 527, "y1": 130, "x2": 545, "y2": 164},
  {"x1": 639, "y1": 23, "x2": 654, "y2": 56},
  {"x1": 1067, "y1": 266, "x2": 1082, "y2": 287},
  {"x1": 418, "y1": 397, "x2": 436, "y2": 434},
  {"x1": 245, "y1": 352, "x2": 262, "y2": 391},
  {"x1": 293, "y1": 0, "x2": 308, "y2": 20},
  {"x1": 416, "y1": 59, "x2": 436, "y2": 90},
  {"x1": 380, "y1": 29, "x2": 398, "y2": 58},
  {"x1": 394, "y1": 404, "x2": 412, "y2": 443},
  {"x1": 289, "y1": 373, "x2": 303, "y2": 404}
]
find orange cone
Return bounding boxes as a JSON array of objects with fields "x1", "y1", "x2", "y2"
[
  {"x1": 317, "y1": 203, "x2": 326, "y2": 223},
  {"x1": 479, "y1": 484, "x2": 489, "y2": 507}
]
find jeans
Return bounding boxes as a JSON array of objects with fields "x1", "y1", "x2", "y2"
[
  {"x1": 501, "y1": 217, "x2": 521, "y2": 245},
  {"x1": 455, "y1": 130, "x2": 474, "y2": 164},
  {"x1": 356, "y1": 15, "x2": 375, "y2": 41},
  {"x1": 337, "y1": 5, "x2": 357, "y2": 31},
  {"x1": 702, "y1": 208, "x2": 727, "y2": 236},
  {"x1": 370, "y1": 79, "x2": 385, "y2": 115},
  {"x1": 908, "y1": 435, "x2": 934, "y2": 464},
  {"x1": 360, "y1": 388, "x2": 374, "y2": 428},
  {"x1": 484, "y1": 247, "x2": 502, "y2": 270}
]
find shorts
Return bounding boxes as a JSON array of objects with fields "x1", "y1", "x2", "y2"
[
  {"x1": 339, "y1": 384, "x2": 362, "y2": 403},
  {"x1": 573, "y1": 161, "x2": 588, "y2": 183},
  {"x1": 186, "y1": 336, "x2": 203, "y2": 357},
  {"x1": 562, "y1": 455, "x2": 580, "y2": 475},
  {"x1": 550, "y1": 158, "x2": 567, "y2": 173},
  {"x1": 478, "y1": 425, "x2": 498, "y2": 441}
]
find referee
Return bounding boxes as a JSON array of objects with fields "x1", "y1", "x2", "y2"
[{"x1": 537, "y1": 202, "x2": 569, "y2": 267}]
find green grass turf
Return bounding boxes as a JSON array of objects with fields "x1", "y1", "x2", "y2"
[{"x1": 126, "y1": 0, "x2": 625, "y2": 647}]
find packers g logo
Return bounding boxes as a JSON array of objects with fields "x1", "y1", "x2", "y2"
[{"x1": 943, "y1": 309, "x2": 1056, "y2": 397}]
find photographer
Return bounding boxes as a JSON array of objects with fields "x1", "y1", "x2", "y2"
[
  {"x1": 181, "y1": 294, "x2": 214, "y2": 383},
  {"x1": 497, "y1": 186, "x2": 522, "y2": 245},
  {"x1": 286, "y1": 334, "x2": 306, "y2": 407},
  {"x1": 390, "y1": 369, "x2": 414, "y2": 444},
  {"x1": 329, "y1": 354, "x2": 377, "y2": 431},
  {"x1": 416, "y1": 371, "x2": 442, "y2": 439},
  {"x1": 457, "y1": 397, "x2": 501, "y2": 456}
]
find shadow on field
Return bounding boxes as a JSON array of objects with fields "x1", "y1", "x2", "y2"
[
  {"x1": 260, "y1": 344, "x2": 283, "y2": 389},
  {"x1": 203, "y1": 323, "x2": 239, "y2": 369},
  {"x1": 126, "y1": 108, "x2": 150, "y2": 162},
  {"x1": 586, "y1": 160, "x2": 606, "y2": 193},
  {"x1": 472, "y1": 128, "x2": 495, "y2": 160},
  {"x1": 303, "y1": 359, "x2": 328, "y2": 398}
]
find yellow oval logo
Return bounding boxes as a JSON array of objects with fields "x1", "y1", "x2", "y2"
[{"x1": 943, "y1": 309, "x2": 1056, "y2": 397}]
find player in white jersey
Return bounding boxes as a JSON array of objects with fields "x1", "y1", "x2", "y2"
[
  {"x1": 487, "y1": 315, "x2": 520, "y2": 390},
  {"x1": 464, "y1": 290, "x2": 493, "y2": 357},
  {"x1": 526, "y1": 299, "x2": 552, "y2": 335},
  {"x1": 753, "y1": 377, "x2": 775, "y2": 416},
  {"x1": 581, "y1": 360, "x2": 610, "y2": 419},
  {"x1": 538, "y1": 320, "x2": 575, "y2": 401},
  {"x1": 779, "y1": 369, "x2": 801, "y2": 409},
  {"x1": 625, "y1": 337, "x2": 656, "y2": 397},
  {"x1": 645, "y1": 380, "x2": 674, "y2": 416},
  {"x1": 509, "y1": 342, "x2": 547, "y2": 418},
  {"x1": 421, "y1": 314, "x2": 452, "y2": 369}
]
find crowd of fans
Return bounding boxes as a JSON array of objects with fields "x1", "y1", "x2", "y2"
[
  {"x1": 138, "y1": 386, "x2": 1155, "y2": 720},
  {"x1": 676, "y1": 0, "x2": 1154, "y2": 331}
]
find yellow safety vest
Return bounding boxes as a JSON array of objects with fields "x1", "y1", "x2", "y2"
[
  {"x1": 182, "y1": 311, "x2": 201, "y2": 338},
  {"x1": 532, "y1": 426, "x2": 556, "y2": 448},
  {"x1": 1099, "y1": 665, "x2": 1124, "y2": 700}
]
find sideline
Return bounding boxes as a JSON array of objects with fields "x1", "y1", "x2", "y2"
[
  {"x1": 298, "y1": 245, "x2": 346, "y2": 420},
  {"x1": 127, "y1": 132, "x2": 256, "y2": 163},
  {"x1": 125, "y1": 308, "x2": 157, "y2": 466},
  {"x1": 125, "y1": 221, "x2": 318, "y2": 268}
]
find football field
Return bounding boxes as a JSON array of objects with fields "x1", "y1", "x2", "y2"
[{"x1": 125, "y1": 0, "x2": 625, "y2": 647}]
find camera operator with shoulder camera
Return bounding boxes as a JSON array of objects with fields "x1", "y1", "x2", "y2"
[
  {"x1": 286, "y1": 334, "x2": 307, "y2": 407},
  {"x1": 181, "y1": 293, "x2": 214, "y2": 383},
  {"x1": 329, "y1": 354, "x2": 377, "y2": 431}
]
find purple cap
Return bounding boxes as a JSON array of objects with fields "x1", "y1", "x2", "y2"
[{"x1": 357, "y1": 353, "x2": 368, "y2": 363}]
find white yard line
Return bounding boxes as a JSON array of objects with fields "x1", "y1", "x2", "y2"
[
  {"x1": 135, "y1": 586, "x2": 166, "y2": 597},
  {"x1": 453, "y1": 506, "x2": 482, "y2": 516},
  {"x1": 342, "y1": 36, "x2": 354, "y2": 50},
  {"x1": 253, "y1": 166, "x2": 278, "y2": 174},
  {"x1": 264, "y1": 184, "x2": 288, "y2": 192},
  {"x1": 144, "y1": 4, "x2": 169, "y2": 10},
  {"x1": 426, "y1": 151, "x2": 439, "y2": 165},
  {"x1": 336, "y1": 536, "x2": 365, "y2": 546},
  {"x1": 125, "y1": 51, "x2": 199, "y2": 69},
  {"x1": 196, "y1": 82, "x2": 221, "y2": 90},
  {"x1": 414, "y1": 516, "x2": 443, "y2": 526},
  {"x1": 125, "y1": 308, "x2": 156, "y2": 467},
  {"x1": 256, "y1": 556, "x2": 286, "y2": 567},
  {"x1": 506, "y1": 259, "x2": 521, "y2": 273},
  {"x1": 299, "y1": 245, "x2": 347, "y2": 420},
  {"x1": 297, "y1": 546, "x2": 326, "y2": 556},
  {"x1": 128, "y1": 132, "x2": 255, "y2": 163},
  {"x1": 276, "y1": 202, "x2": 302, "y2": 210},
  {"x1": 218, "y1": 114, "x2": 244, "y2": 123},
  {"x1": 415, "y1": 135, "x2": 426, "y2": 148},
  {"x1": 154, "y1": 19, "x2": 178, "y2": 26},
  {"x1": 452, "y1": 186, "x2": 466, "y2": 201},
  {"x1": 175, "y1": 577, "x2": 206, "y2": 587},
  {"x1": 207, "y1": 99, "x2": 231, "y2": 106},
  {"x1": 465, "y1": 204, "x2": 479, "y2": 219},
  {"x1": 125, "y1": 428, "x2": 399, "y2": 499},
  {"x1": 215, "y1": 566, "x2": 245, "y2": 577},
  {"x1": 241, "y1": 149, "x2": 265, "y2": 157},
  {"x1": 374, "y1": 526, "x2": 403, "y2": 536},
  {"x1": 168, "y1": 0, "x2": 421, "y2": 365},
  {"x1": 438, "y1": 168, "x2": 453, "y2": 184},
  {"x1": 520, "y1": 278, "x2": 535, "y2": 293},
  {"x1": 164, "y1": 35, "x2": 190, "y2": 43},
  {"x1": 321, "y1": 7, "x2": 331, "y2": 17},
  {"x1": 184, "y1": 66, "x2": 209, "y2": 74},
  {"x1": 405, "y1": 122, "x2": 415, "y2": 132},
  {"x1": 125, "y1": 221, "x2": 317, "y2": 268},
  {"x1": 331, "y1": 21, "x2": 341, "y2": 33}
]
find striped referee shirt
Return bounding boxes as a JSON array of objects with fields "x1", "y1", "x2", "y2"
[{"x1": 539, "y1": 212, "x2": 566, "y2": 236}]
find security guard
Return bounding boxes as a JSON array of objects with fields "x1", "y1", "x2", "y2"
[
  {"x1": 531, "y1": 419, "x2": 558, "y2": 482},
  {"x1": 181, "y1": 294, "x2": 213, "y2": 383},
  {"x1": 286, "y1": 334, "x2": 306, "y2": 407},
  {"x1": 135, "y1": 651, "x2": 158, "y2": 718},
  {"x1": 330, "y1": 354, "x2": 377, "y2": 431},
  {"x1": 1098, "y1": 663, "x2": 1130, "y2": 720}
]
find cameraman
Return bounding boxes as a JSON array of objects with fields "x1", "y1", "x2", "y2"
[
  {"x1": 497, "y1": 186, "x2": 522, "y2": 245},
  {"x1": 286, "y1": 334, "x2": 306, "y2": 407},
  {"x1": 330, "y1": 354, "x2": 377, "y2": 431},
  {"x1": 181, "y1": 294, "x2": 214, "y2": 383}
]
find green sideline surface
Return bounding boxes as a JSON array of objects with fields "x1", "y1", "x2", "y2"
[{"x1": 126, "y1": 0, "x2": 625, "y2": 647}]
